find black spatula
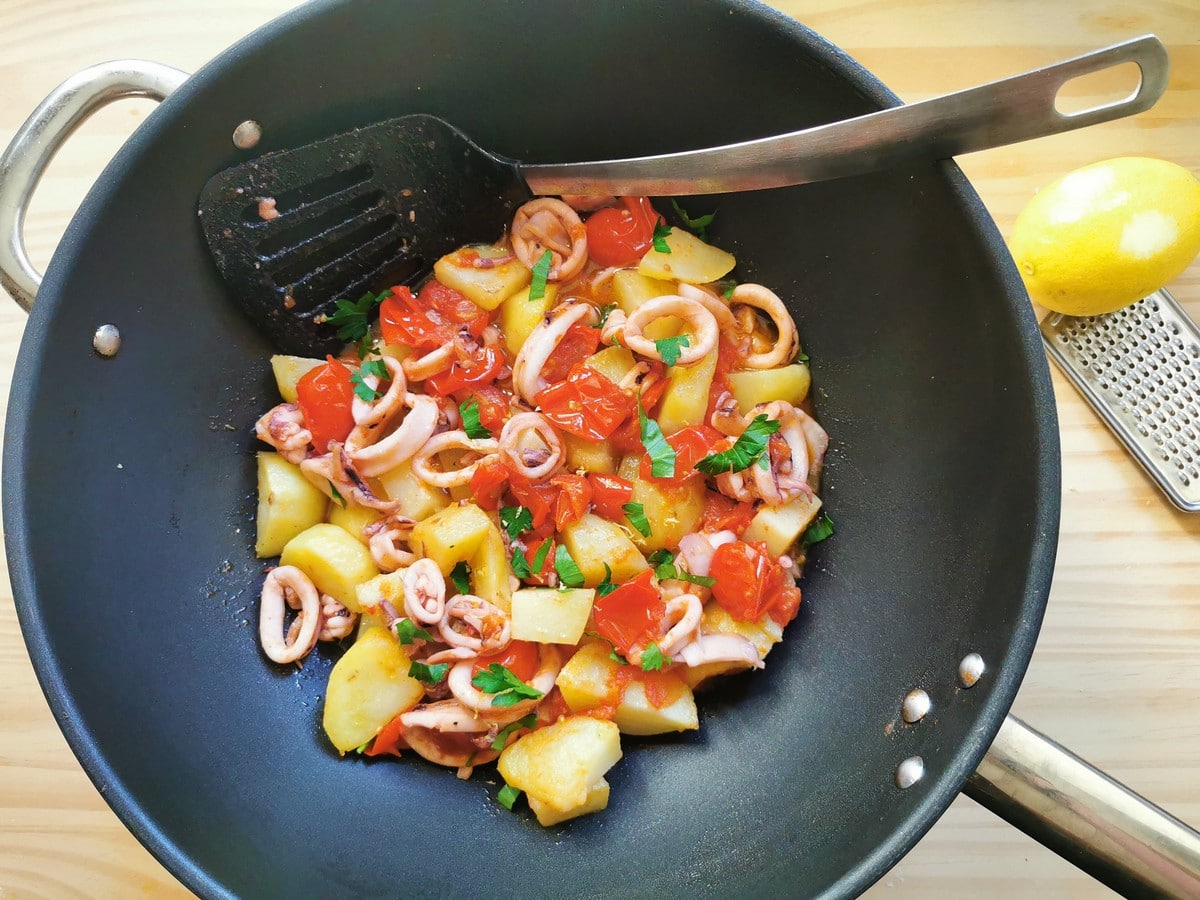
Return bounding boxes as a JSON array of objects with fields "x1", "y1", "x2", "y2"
[{"x1": 197, "y1": 37, "x2": 1165, "y2": 356}]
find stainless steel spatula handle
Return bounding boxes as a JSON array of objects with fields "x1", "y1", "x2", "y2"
[{"x1": 523, "y1": 35, "x2": 1169, "y2": 197}]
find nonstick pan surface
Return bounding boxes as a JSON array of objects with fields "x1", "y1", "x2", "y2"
[{"x1": 3, "y1": 1, "x2": 1059, "y2": 896}]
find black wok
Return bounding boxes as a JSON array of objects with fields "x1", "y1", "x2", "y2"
[{"x1": 2, "y1": 1, "x2": 1190, "y2": 896}]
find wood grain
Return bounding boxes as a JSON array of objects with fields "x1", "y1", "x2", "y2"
[{"x1": 0, "y1": 1, "x2": 1197, "y2": 897}]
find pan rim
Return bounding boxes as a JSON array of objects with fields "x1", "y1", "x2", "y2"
[{"x1": 1, "y1": 1, "x2": 1061, "y2": 897}]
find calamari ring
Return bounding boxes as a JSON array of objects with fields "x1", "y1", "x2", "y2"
[
  {"x1": 447, "y1": 644, "x2": 563, "y2": 714},
  {"x1": 498, "y1": 412, "x2": 564, "y2": 481},
  {"x1": 510, "y1": 197, "x2": 587, "y2": 281},
  {"x1": 621, "y1": 294, "x2": 718, "y2": 366},
  {"x1": 511, "y1": 300, "x2": 598, "y2": 403},
  {"x1": 729, "y1": 283, "x2": 799, "y2": 370},
  {"x1": 410, "y1": 430, "x2": 500, "y2": 488},
  {"x1": 259, "y1": 566, "x2": 321, "y2": 665},
  {"x1": 402, "y1": 558, "x2": 447, "y2": 625}
]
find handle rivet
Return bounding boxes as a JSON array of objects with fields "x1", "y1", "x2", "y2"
[
  {"x1": 92, "y1": 324, "x2": 121, "y2": 357},
  {"x1": 895, "y1": 756, "x2": 925, "y2": 789},
  {"x1": 902, "y1": 689, "x2": 932, "y2": 724},
  {"x1": 232, "y1": 120, "x2": 263, "y2": 150},
  {"x1": 959, "y1": 652, "x2": 986, "y2": 688}
]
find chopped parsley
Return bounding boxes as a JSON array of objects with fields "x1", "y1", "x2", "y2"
[
  {"x1": 595, "y1": 302, "x2": 618, "y2": 329},
  {"x1": 554, "y1": 545, "x2": 585, "y2": 589},
  {"x1": 449, "y1": 561, "x2": 472, "y2": 594},
  {"x1": 796, "y1": 350, "x2": 810, "y2": 362},
  {"x1": 647, "y1": 549, "x2": 716, "y2": 588},
  {"x1": 529, "y1": 250, "x2": 553, "y2": 302},
  {"x1": 654, "y1": 334, "x2": 690, "y2": 367},
  {"x1": 408, "y1": 660, "x2": 450, "y2": 685},
  {"x1": 351, "y1": 357, "x2": 388, "y2": 402},
  {"x1": 694, "y1": 414, "x2": 780, "y2": 477},
  {"x1": 622, "y1": 502, "x2": 651, "y2": 538},
  {"x1": 500, "y1": 505, "x2": 533, "y2": 542},
  {"x1": 803, "y1": 512, "x2": 835, "y2": 547},
  {"x1": 596, "y1": 563, "x2": 618, "y2": 597},
  {"x1": 497, "y1": 783, "x2": 522, "y2": 810},
  {"x1": 328, "y1": 481, "x2": 346, "y2": 508},
  {"x1": 670, "y1": 200, "x2": 716, "y2": 241},
  {"x1": 491, "y1": 713, "x2": 538, "y2": 751},
  {"x1": 530, "y1": 539, "x2": 552, "y2": 574},
  {"x1": 651, "y1": 222, "x2": 672, "y2": 254},
  {"x1": 394, "y1": 618, "x2": 434, "y2": 645},
  {"x1": 716, "y1": 279, "x2": 737, "y2": 300},
  {"x1": 638, "y1": 401, "x2": 675, "y2": 478},
  {"x1": 510, "y1": 546, "x2": 532, "y2": 579},
  {"x1": 460, "y1": 398, "x2": 492, "y2": 439},
  {"x1": 641, "y1": 642, "x2": 666, "y2": 671},
  {"x1": 472, "y1": 663, "x2": 544, "y2": 708},
  {"x1": 609, "y1": 647, "x2": 629, "y2": 665},
  {"x1": 324, "y1": 289, "x2": 386, "y2": 343}
]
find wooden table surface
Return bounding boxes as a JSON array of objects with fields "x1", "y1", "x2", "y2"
[{"x1": 0, "y1": 1, "x2": 1197, "y2": 897}]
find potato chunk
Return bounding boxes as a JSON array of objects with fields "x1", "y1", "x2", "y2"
[
  {"x1": 656, "y1": 344, "x2": 718, "y2": 434},
  {"x1": 684, "y1": 603, "x2": 784, "y2": 688},
  {"x1": 638, "y1": 228, "x2": 736, "y2": 284},
  {"x1": 583, "y1": 345, "x2": 639, "y2": 384},
  {"x1": 558, "y1": 514, "x2": 648, "y2": 585},
  {"x1": 355, "y1": 571, "x2": 406, "y2": 618},
  {"x1": 327, "y1": 503, "x2": 383, "y2": 545},
  {"x1": 255, "y1": 453, "x2": 328, "y2": 558},
  {"x1": 727, "y1": 364, "x2": 811, "y2": 413},
  {"x1": 563, "y1": 434, "x2": 618, "y2": 475},
  {"x1": 611, "y1": 270, "x2": 679, "y2": 340},
  {"x1": 410, "y1": 503, "x2": 494, "y2": 574},
  {"x1": 322, "y1": 627, "x2": 425, "y2": 753},
  {"x1": 376, "y1": 460, "x2": 449, "y2": 521},
  {"x1": 617, "y1": 457, "x2": 706, "y2": 552},
  {"x1": 470, "y1": 526, "x2": 513, "y2": 614},
  {"x1": 498, "y1": 715, "x2": 622, "y2": 812},
  {"x1": 269, "y1": 354, "x2": 323, "y2": 402},
  {"x1": 528, "y1": 779, "x2": 610, "y2": 826},
  {"x1": 742, "y1": 492, "x2": 823, "y2": 558},
  {"x1": 280, "y1": 523, "x2": 380, "y2": 612},
  {"x1": 500, "y1": 283, "x2": 557, "y2": 356},
  {"x1": 433, "y1": 246, "x2": 531, "y2": 311},
  {"x1": 511, "y1": 588, "x2": 595, "y2": 645}
]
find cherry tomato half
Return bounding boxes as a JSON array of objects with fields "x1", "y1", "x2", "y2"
[
  {"x1": 639, "y1": 425, "x2": 723, "y2": 484},
  {"x1": 549, "y1": 473, "x2": 593, "y2": 531},
  {"x1": 535, "y1": 364, "x2": 633, "y2": 441},
  {"x1": 585, "y1": 196, "x2": 664, "y2": 268},
  {"x1": 424, "y1": 344, "x2": 505, "y2": 396},
  {"x1": 539, "y1": 321, "x2": 601, "y2": 386},
  {"x1": 700, "y1": 490, "x2": 757, "y2": 536},
  {"x1": 592, "y1": 569, "x2": 666, "y2": 656},
  {"x1": 709, "y1": 540, "x2": 798, "y2": 624},
  {"x1": 296, "y1": 355, "x2": 356, "y2": 452},
  {"x1": 474, "y1": 639, "x2": 541, "y2": 684},
  {"x1": 588, "y1": 473, "x2": 634, "y2": 521}
]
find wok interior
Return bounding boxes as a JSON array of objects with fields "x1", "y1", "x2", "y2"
[{"x1": 7, "y1": 1, "x2": 1056, "y2": 896}]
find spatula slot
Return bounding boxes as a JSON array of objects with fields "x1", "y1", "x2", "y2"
[
  {"x1": 254, "y1": 189, "x2": 385, "y2": 257},
  {"x1": 240, "y1": 162, "x2": 374, "y2": 222},
  {"x1": 271, "y1": 216, "x2": 401, "y2": 288}
]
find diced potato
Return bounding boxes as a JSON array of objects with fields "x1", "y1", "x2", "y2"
[
  {"x1": 255, "y1": 453, "x2": 328, "y2": 558},
  {"x1": 322, "y1": 627, "x2": 425, "y2": 752},
  {"x1": 656, "y1": 345, "x2": 718, "y2": 434},
  {"x1": 433, "y1": 246, "x2": 531, "y2": 311},
  {"x1": 440, "y1": 449, "x2": 474, "y2": 503},
  {"x1": 355, "y1": 571, "x2": 406, "y2": 618},
  {"x1": 684, "y1": 603, "x2": 784, "y2": 688},
  {"x1": 498, "y1": 715, "x2": 622, "y2": 812},
  {"x1": 617, "y1": 457, "x2": 706, "y2": 552},
  {"x1": 379, "y1": 343, "x2": 413, "y2": 364},
  {"x1": 500, "y1": 283, "x2": 558, "y2": 356},
  {"x1": 559, "y1": 514, "x2": 649, "y2": 585},
  {"x1": 409, "y1": 503, "x2": 494, "y2": 573},
  {"x1": 556, "y1": 642, "x2": 699, "y2": 735},
  {"x1": 376, "y1": 460, "x2": 450, "y2": 522},
  {"x1": 511, "y1": 588, "x2": 595, "y2": 645},
  {"x1": 638, "y1": 228, "x2": 736, "y2": 284},
  {"x1": 727, "y1": 364, "x2": 812, "y2": 414},
  {"x1": 528, "y1": 779, "x2": 610, "y2": 826},
  {"x1": 280, "y1": 523, "x2": 380, "y2": 612},
  {"x1": 563, "y1": 434, "x2": 617, "y2": 475},
  {"x1": 742, "y1": 493, "x2": 823, "y2": 558},
  {"x1": 583, "y1": 345, "x2": 639, "y2": 384},
  {"x1": 269, "y1": 354, "x2": 323, "y2": 402},
  {"x1": 610, "y1": 270, "x2": 679, "y2": 340},
  {"x1": 327, "y1": 503, "x2": 383, "y2": 545},
  {"x1": 469, "y1": 525, "x2": 513, "y2": 614}
]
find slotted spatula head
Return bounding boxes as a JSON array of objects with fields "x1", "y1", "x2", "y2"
[{"x1": 198, "y1": 114, "x2": 530, "y2": 356}]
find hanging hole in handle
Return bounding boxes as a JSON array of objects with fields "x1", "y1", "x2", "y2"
[{"x1": 1054, "y1": 60, "x2": 1144, "y2": 117}]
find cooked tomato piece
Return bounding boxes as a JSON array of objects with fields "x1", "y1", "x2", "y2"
[
  {"x1": 462, "y1": 385, "x2": 511, "y2": 433},
  {"x1": 709, "y1": 540, "x2": 795, "y2": 623},
  {"x1": 470, "y1": 458, "x2": 509, "y2": 510},
  {"x1": 418, "y1": 279, "x2": 484, "y2": 324},
  {"x1": 364, "y1": 714, "x2": 407, "y2": 758},
  {"x1": 535, "y1": 364, "x2": 633, "y2": 440},
  {"x1": 588, "y1": 473, "x2": 634, "y2": 520},
  {"x1": 640, "y1": 425, "x2": 723, "y2": 484},
  {"x1": 507, "y1": 472, "x2": 558, "y2": 531},
  {"x1": 474, "y1": 639, "x2": 540, "y2": 683},
  {"x1": 424, "y1": 344, "x2": 505, "y2": 396},
  {"x1": 379, "y1": 285, "x2": 488, "y2": 349},
  {"x1": 518, "y1": 536, "x2": 556, "y2": 587},
  {"x1": 701, "y1": 490, "x2": 757, "y2": 536},
  {"x1": 296, "y1": 355, "x2": 356, "y2": 452},
  {"x1": 584, "y1": 196, "x2": 663, "y2": 268},
  {"x1": 549, "y1": 473, "x2": 593, "y2": 530},
  {"x1": 592, "y1": 570, "x2": 666, "y2": 656},
  {"x1": 539, "y1": 321, "x2": 600, "y2": 385}
]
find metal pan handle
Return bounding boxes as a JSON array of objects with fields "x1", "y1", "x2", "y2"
[
  {"x1": 969, "y1": 715, "x2": 1200, "y2": 896},
  {"x1": 0, "y1": 60, "x2": 187, "y2": 312}
]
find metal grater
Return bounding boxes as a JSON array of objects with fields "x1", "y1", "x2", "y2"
[{"x1": 1041, "y1": 288, "x2": 1200, "y2": 512}]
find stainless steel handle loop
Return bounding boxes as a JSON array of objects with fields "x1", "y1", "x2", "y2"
[{"x1": 0, "y1": 60, "x2": 187, "y2": 311}]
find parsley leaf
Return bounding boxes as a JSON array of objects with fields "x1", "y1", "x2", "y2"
[
  {"x1": 796, "y1": 350, "x2": 810, "y2": 362},
  {"x1": 450, "y1": 561, "x2": 472, "y2": 594},
  {"x1": 638, "y1": 401, "x2": 675, "y2": 478},
  {"x1": 491, "y1": 713, "x2": 538, "y2": 751},
  {"x1": 641, "y1": 642, "x2": 666, "y2": 671},
  {"x1": 460, "y1": 399, "x2": 492, "y2": 439},
  {"x1": 324, "y1": 290, "x2": 386, "y2": 342},
  {"x1": 529, "y1": 250, "x2": 553, "y2": 302},
  {"x1": 716, "y1": 279, "x2": 737, "y2": 300},
  {"x1": 609, "y1": 648, "x2": 629, "y2": 665},
  {"x1": 595, "y1": 302, "x2": 618, "y2": 329},
  {"x1": 497, "y1": 783, "x2": 522, "y2": 810},
  {"x1": 328, "y1": 481, "x2": 346, "y2": 508},
  {"x1": 651, "y1": 223, "x2": 672, "y2": 254},
  {"x1": 654, "y1": 334, "x2": 691, "y2": 367},
  {"x1": 554, "y1": 544, "x2": 585, "y2": 589},
  {"x1": 530, "y1": 539, "x2": 552, "y2": 574},
  {"x1": 409, "y1": 660, "x2": 450, "y2": 685},
  {"x1": 351, "y1": 357, "x2": 388, "y2": 403},
  {"x1": 354, "y1": 740, "x2": 370, "y2": 754},
  {"x1": 694, "y1": 414, "x2": 781, "y2": 477},
  {"x1": 803, "y1": 512, "x2": 835, "y2": 547},
  {"x1": 510, "y1": 546, "x2": 532, "y2": 579},
  {"x1": 670, "y1": 200, "x2": 717, "y2": 241},
  {"x1": 394, "y1": 618, "x2": 434, "y2": 645},
  {"x1": 596, "y1": 563, "x2": 618, "y2": 597},
  {"x1": 622, "y1": 502, "x2": 651, "y2": 538},
  {"x1": 472, "y1": 663, "x2": 544, "y2": 708},
  {"x1": 648, "y1": 549, "x2": 717, "y2": 588},
  {"x1": 500, "y1": 506, "x2": 533, "y2": 542}
]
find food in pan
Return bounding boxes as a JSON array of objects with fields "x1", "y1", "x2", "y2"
[{"x1": 253, "y1": 194, "x2": 832, "y2": 824}]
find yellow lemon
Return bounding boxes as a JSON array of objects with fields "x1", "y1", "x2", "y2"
[{"x1": 1008, "y1": 157, "x2": 1200, "y2": 316}]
